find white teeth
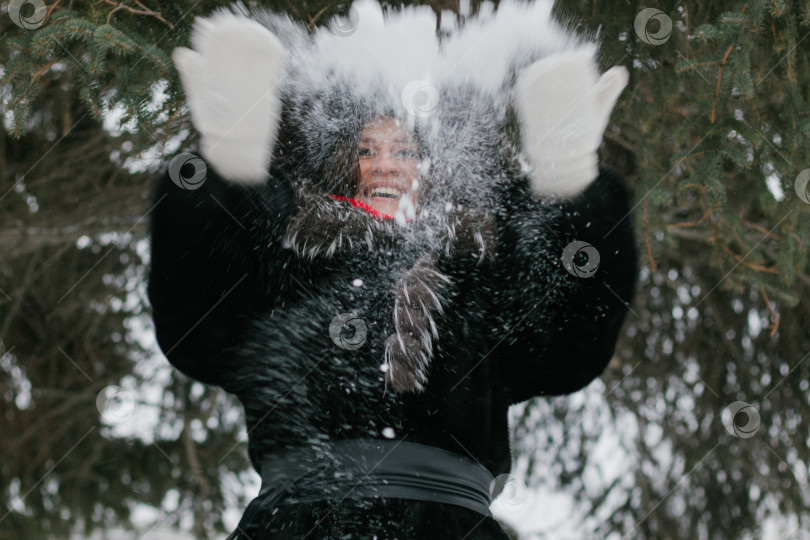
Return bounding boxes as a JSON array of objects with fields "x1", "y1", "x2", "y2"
[{"x1": 370, "y1": 187, "x2": 403, "y2": 198}]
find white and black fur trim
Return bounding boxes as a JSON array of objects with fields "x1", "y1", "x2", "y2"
[
  {"x1": 282, "y1": 179, "x2": 395, "y2": 260},
  {"x1": 383, "y1": 252, "x2": 453, "y2": 393}
]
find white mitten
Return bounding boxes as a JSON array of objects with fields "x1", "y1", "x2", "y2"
[
  {"x1": 172, "y1": 12, "x2": 287, "y2": 184},
  {"x1": 515, "y1": 50, "x2": 628, "y2": 198}
]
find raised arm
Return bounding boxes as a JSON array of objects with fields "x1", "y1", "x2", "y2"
[
  {"x1": 489, "y1": 49, "x2": 636, "y2": 403},
  {"x1": 147, "y1": 12, "x2": 295, "y2": 386}
]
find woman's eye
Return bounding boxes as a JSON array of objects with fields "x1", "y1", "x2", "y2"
[
  {"x1": 358, "y1": 147, "x2": 373, "y2": 157},
  {"x1": 398, "y1": 149, "x2": 419, "y2": 159}
]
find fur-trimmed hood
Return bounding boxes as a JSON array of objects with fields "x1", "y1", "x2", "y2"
[{"x1": 230, "y1": 0, "x2": 600, "y2": 210}]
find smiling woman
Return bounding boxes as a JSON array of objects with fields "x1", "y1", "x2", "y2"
[
  {"x1": 354, "y1": 117, "x2": 422, "y2": 217},
  {"x1": 148, "y1": 2, "x2": 637, "y2": 539}
]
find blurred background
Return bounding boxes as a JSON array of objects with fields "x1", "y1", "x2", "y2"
[{"x1": 1, "y1": 0, "x2": 809, "y2": 538}]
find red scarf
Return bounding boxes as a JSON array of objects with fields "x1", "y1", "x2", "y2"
[{"x1": 329, "y1": 194, "x2": 397, "y2": 220}]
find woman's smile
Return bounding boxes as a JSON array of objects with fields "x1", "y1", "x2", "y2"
[{"x1": 355, "y1": 117, "x2": 420, "y2": 216}]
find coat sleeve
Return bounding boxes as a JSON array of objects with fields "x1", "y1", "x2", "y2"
[
  {"x1": 147, "y1": 158, "x2": 298, "y2": 386},
  {"x1": 489, "y1": 169, "x2": 638, "y2": 404}
]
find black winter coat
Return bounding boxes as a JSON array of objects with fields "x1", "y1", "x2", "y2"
[{"x1": 147, "y1": 157, "x2": 638, "y2": 538}]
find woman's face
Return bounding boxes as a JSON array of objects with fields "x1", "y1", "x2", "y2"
[{"x1": 355, "y1": 117, "x2": 420, "y2": 217}]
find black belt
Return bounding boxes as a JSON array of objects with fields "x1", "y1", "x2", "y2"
[{"x1": 229, "y1": 438, "x2": 495, "y2": 537}]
